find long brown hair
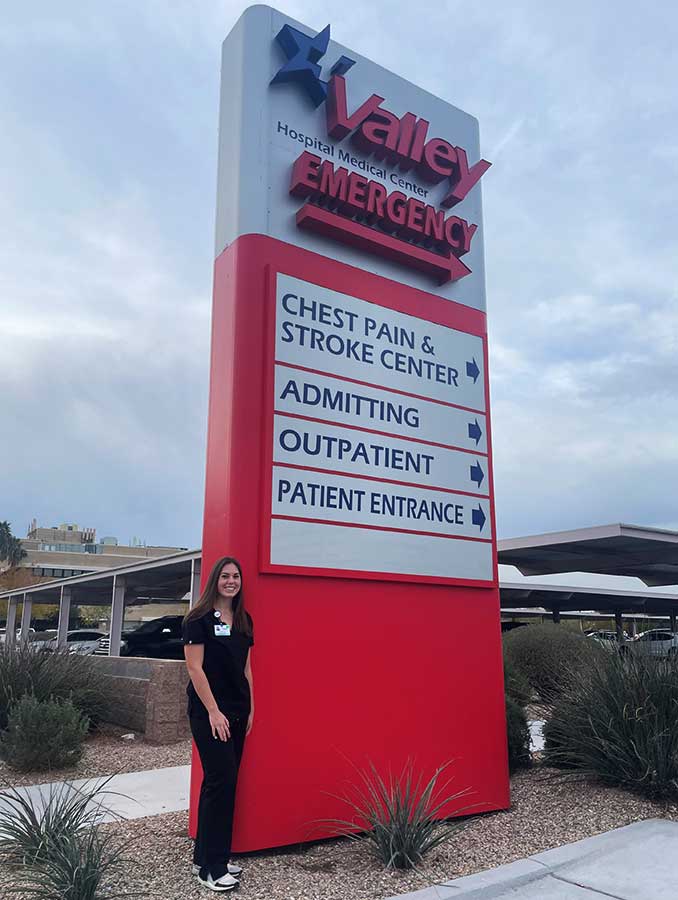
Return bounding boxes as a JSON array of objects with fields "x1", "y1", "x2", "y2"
[{"x1": 184, "y1": 556, "x2": 252, "y2": 636}]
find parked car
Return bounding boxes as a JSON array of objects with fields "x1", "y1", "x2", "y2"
[
  {"x1": 95, "y1": 616, "x2": 184, "y2": 659},
  {"x1": 586, "y1": 630, "x2": 627, "y2": 650},
  {"x1": 42, "y1": 629, "x2": 106, "y2": 655},
  {"x1": 0, "y1": 627, "x2": 35, "y2": 645},
  {"x1": 30, "y1": 629, "x2": 58, "y2": 646},
  {"x1": 626, "y1": 629, "x2": 678, "y2": 658}
]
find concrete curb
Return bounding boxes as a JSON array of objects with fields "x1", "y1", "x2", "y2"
[
  {"x1": 384, "y1": 818, "x2": 678, "y2": 899},
  {"x1": 529, "y1": 817, "x2": 667, "y2": 870},
  {"x1": 383, "y1": 859, "x2": 548, "y2": 900}
]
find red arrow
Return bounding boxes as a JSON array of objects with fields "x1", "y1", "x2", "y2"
[{"x1": 296, "y1": 204, "x2": 472, "y2": 285}]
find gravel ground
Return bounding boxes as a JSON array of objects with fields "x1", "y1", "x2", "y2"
[
  {"x1": 6, "y1": 766, "x2": 668, "y2": 900},
  {"x1": 0, "y1": 723, "x2": 192, "y2": 788}
]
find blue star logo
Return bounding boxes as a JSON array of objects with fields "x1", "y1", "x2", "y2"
[{"x1": 270, "y1": 24, "x2": 355, "y2": 108}]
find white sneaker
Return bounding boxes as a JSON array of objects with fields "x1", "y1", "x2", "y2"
[
  {"x1": 193, "y1": 863, "x2": 242, "y2": 877},
  {"x1": 197, "y1": 871, "x2": 238, "y2": 892}
]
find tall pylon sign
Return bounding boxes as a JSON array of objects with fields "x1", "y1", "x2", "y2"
[{"x1": 191, "y1": 5, "x2": 508, "y2": 850}]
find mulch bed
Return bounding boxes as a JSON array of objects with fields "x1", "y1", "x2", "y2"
[
  {"x1": 4, "y1": 735, "x2": 678, "y2": 899},
  {"x1": 69, "y1": 766, "x2": 678, "y2": 899},
  {"x1": 0, "y1": 723, "x2": 191, "y2": 788}
]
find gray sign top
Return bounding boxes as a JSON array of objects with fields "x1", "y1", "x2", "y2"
[{"x1": 217, "y1": 5, "x2": 489, "y2": 313}]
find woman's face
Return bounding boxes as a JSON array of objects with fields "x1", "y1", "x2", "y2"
[{"x1": 217, "y1": 563, "x2": 241, "y2": 602}]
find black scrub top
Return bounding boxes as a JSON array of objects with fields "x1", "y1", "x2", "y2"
[{"x1": 182, "y1": 610, "x2": 254, "y2": 719}]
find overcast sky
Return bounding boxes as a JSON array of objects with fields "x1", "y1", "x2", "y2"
[{"x1": 1, "y1": 0, "x2": 676, "y2": 550}]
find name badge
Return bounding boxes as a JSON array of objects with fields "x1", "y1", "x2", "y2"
[{"x1": 214, "y1": 623, "x2": 232, "y2": 637}]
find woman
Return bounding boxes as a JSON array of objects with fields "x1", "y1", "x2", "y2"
[{"x1": 183, "y1": 556, "x2": 254, "y2": 892}]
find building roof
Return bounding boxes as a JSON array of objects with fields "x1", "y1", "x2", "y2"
[
  {"x1": 0, "y1": 549, "x2": 201, "y2": 606},
  {"x1": 498, "y1": 524, "x2": 678, "y2": 586}
]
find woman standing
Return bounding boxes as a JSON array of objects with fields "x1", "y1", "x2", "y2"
[{"x1": 183, "y1": 556, "x2": 254, "y2": 892}]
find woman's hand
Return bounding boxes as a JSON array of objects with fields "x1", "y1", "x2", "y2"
[
  {"x1": 209, "y1": 709, "x2": 231, "y2": 742},
  {"x1": 246, "y1": 711, "x2": 254, "y2": 735}
]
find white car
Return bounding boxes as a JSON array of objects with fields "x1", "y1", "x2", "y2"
[
  {"x1": 42, "y1": 629, "x2": 106, "y2": 655},
  {"x1": 627, "y1": 629, "x2": 678, "y2": 658},
  {"x1": 0, "y1": 627, "x2": 35, "y2": 645},
  {"x1": 586, "y1": 630, "x2": 627, "y2": 651}
]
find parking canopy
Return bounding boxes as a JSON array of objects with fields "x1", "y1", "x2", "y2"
[
  {"x1": 500, "y1": 581, "x2": 678, "y2": 618},
  {"x1": 498, "y1": 523, "x2": 678, "y2": 587}
]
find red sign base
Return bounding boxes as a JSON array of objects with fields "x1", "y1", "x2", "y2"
[{"x1": 189, "y1": 233, "x2": 509, "y2": 851}]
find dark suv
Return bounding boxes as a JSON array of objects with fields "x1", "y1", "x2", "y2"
[{"x1": 95, "y1": 615, "x2": 185, "y2": 659}]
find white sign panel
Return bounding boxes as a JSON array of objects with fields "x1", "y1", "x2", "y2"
[
  {"x1": 273, "y1": 416, "x2": 489, "y2": 495},
  {"x1": 270, "y1": 519, "x2": 491, "y2": 581},
  {"x1": 275, "y1": 273, "x2": 486, "y2": 408},
  {"x1": 273, "y1": 468, "x2": 492, "y2": 540},
  {"x1": 274, "y1": 366, "x2": 488, "y2": 453},
  {"x1": 268, "y1": 273, "x2": 493, "y2": 581}
]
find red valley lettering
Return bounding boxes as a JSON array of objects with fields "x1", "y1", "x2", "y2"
[{"x1": 326, "y1": 75, "x2": 491, "y2": 207}]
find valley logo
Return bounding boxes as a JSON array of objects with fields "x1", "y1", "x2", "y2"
[{"x1": 270, "y1": 24, "x2": 491, "y2": 284}]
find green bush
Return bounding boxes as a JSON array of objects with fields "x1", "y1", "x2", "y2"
[
  {"x1": 503, "y1": 657, "x2": 532, "y2": 707},
  {"x1": 0, "y1": 643, "x2": 109, "y2": 731},
  {"x1": 506, "y1": 697, "x2": 531, "y2": 772},
  {"x1": 0, "y1": 695, "x2": 89, "y2": 772},
  {"x1": 327, "y1": 760, "x2": 471, "y2": 870},
  {"x1": 544, "y1": 653, "x2": 678, "y2": 801},
  {"x1": 503, "y1": 624, "x2": 600, "y2": 700}
]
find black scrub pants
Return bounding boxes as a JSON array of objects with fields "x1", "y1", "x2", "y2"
[{"x1": 190, "y1": 714, "x2": 247, "y2": 880}]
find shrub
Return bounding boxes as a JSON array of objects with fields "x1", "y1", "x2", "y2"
[
  {"x1": 0, "y1": 695, "x2": 89, "y2": 772},
  {"x1": 506, "y1": 697, "x2": 531, "y2": 772},
  {"x1": 10, "y1": 826, "x2": 131, "y2": 900},
  {"x1": 544, "y1": 653, "x2": 678, "y2": 801},
  {"x1": 326, "y1": 760, "x2": 471, "y2": 870},
  {"x1": 0, "y1": 643, "x2": 110, "y2": 731},
  {"x1": 0, "y1": 779, "x2": 115, "y2": 867},
  {"x1": 0, "y1": 780, "x2": 139, "y2": 900},
  {"x1": 503, "y1": 624, "x2": 600, "y2": 700},
  {"x1": 503, "y1": 657, "x2": 531, "y2": 707}
]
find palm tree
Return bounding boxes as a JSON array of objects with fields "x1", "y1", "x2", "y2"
[
  {"x1": 0, "y1": 521, "x2": 11, "y2": 559},
  {"x1": 0, "y1": 521, "x2": 26, "y2": 567}
]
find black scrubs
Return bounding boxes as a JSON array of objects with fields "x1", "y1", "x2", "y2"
[{"x1": 183, "y1": 610, "x2": 254, "y2": 880}]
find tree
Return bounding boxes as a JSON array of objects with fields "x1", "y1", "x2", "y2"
[
  {"x1": 0, "y1": 521, "x2": 10, "y2": 558},
  {"x1": 0, "y1": 521, "x2": 27, "y2": 568}
]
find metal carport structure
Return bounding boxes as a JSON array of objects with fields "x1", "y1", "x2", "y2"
[
  {"x1": 498, "y1": 523, "x2": 678, "y2": 586},
  {"x1": 498, "y1": 523, "x2": 678, "y2": 637},
  {"x1": 0, "y1": 549, "x2": 201, "y2": 654},
  {"x1": 500, "y1": 580, "x2": 678, "y2": 633},
  {"x1": 3, "y1": 524, "x2": 678, "y2": 652}
]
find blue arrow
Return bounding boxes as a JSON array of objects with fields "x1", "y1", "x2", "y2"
[
  {"x1": 470, "y1": 461, "x2": 484, "y2": 488},
  {"x1": 466, "y1": 357, "x2": 480, "y2": 383},
  {"x1": 472, "y1": 505, "x2": 486, "y2": 531},
  {"x1": 468, "y1": 419, "x2": 482, "y2": 445}
]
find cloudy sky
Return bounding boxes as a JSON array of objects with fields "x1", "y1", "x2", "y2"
[{"x1": 1, "y1": 0, "x2": 677, "y2": 550}]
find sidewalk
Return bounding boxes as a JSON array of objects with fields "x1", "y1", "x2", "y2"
[
  {"x1": 0, "y1": 765, "x2": 191, "y2": 823},
  {"x1": 386, "y1": 819, "x2": 678, "y2": 899}
]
